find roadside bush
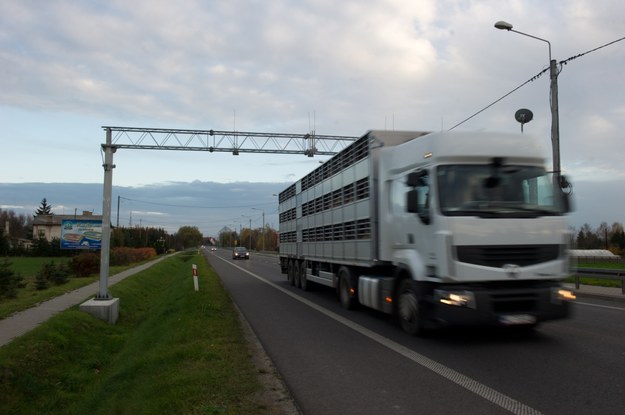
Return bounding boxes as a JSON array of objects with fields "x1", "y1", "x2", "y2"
[
  {"x1": 0, "y1": 257, "x2": 24, "y2": 298},
  {"x1": 135, "y1": 247, "x2": 157, "y2": 262},
  {"x1": 35, "y1": 271, "x2": 49, "y2": 290},
  {"x1": 110, "y1": 247, "x2": 132, "y2": 266},
  {"x1": 67, "y1": 248, "x2": 157, "y2": 276},
  {"x1": 49, "y1": 262, "x2": 70, "y2": 285},
  {"x1": 110, "y1": 247, "x2": 157, "y2": 266},
  {"x1": 36, "y1": 261, "x2": 70, "y2": 287},
  {"x1": 70, "y1": 252, "x2": 100, "y2": 278}
]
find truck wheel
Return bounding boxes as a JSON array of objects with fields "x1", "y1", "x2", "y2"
[
  {"x1": 338, "y1": 268, "x2": 358, "y2": 310},
  {"x1": 299, "y1": 261, "x2": 309, "y2": 291},
  {"x1": 397, "y1": 279, "x2": 426, "y2": 336},
  {"x1": 287, "y1": 260, "x2": 296, "y2": 286},
  {"x1": 295, "y1": 261, "x2": 302, "y2": 288}
]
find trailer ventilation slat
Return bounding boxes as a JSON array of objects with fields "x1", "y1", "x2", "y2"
[
  {"x1": 300, "y1": 136, "x2": 369, "y2": 191},
  {"x1": 278, "y1": 184, "x2": 296, "y2": 203},
  {"x1": 301, "y1": 180, "x2": 368, "y2": 217},
  {"x1": 279, "y1": 208, "x2": 296, "y2": 224}
]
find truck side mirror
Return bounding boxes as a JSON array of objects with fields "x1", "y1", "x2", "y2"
[
  {"x1": 407, "y1": 170, "x2": 427, "y2": 187},
  {"x1": 562, "y1": 191, "x2": 572, "y2": 213},
  {"x1": 407, "y1": 189, "x2": 419, "y2": 213},
  {"x1": 406, "y1": 170, "x2": 431, "y2": 225},
  {"x1": 559, "y1": 174, "x2": 573, "y2": 213}
]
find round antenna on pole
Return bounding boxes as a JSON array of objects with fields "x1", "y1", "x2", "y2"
[{"x1": 515, "y1": 108, "x2": 533, "y2": 133}]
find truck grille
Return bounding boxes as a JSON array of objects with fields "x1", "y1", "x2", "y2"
[
  {"x1": 491, "y1": 292, "x2": 538, "y2": 313},
  {"x1": 456, "y1": 245, "x2": 560, "y2": 267}
]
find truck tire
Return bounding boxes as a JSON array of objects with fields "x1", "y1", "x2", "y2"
[
  {"x1": 295, "y1": 261, "x2": 302, "y2": 288},
  {"x1": 287, "y1": 260, "x2": 296, "y2": 286},
  {"x1": 397, "y1": 279, "x2": 426, "y2": 336},
  {"x1": 338, "y1": 267, "x2": 358, "y2": 310},
  {"x1": 298, "y1": 261, "x2": 309, "y2": 291}
]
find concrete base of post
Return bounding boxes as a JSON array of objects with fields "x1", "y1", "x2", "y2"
[{"x1": 80, "y1": 297, "x2": 120, "y2": 324}]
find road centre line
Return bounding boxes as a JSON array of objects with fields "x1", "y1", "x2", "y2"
[{"x1": 218, "y1": 256, "x2": 543, "y2": 415}]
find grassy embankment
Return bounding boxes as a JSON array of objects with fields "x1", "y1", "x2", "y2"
[
  {"x1": 0, "y1": 252, "x2": 269, "y2": 414},
  {"x1": 0, "y1": 257, "x2": 150, "y2": 319}
]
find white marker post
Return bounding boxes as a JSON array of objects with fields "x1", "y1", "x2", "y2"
[{"x1": 192, "y1": 264, "x2": 199, "y2": 291}]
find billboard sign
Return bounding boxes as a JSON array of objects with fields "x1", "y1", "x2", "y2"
[{"x1": 61, "y1": 219, "x2": 103, "y2": 250}]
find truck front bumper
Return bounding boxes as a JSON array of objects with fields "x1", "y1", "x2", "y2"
[{"x1": 432, "y1": 284, "x2": 574, "y2": 327}]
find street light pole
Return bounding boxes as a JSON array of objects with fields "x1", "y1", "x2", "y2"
[{"x1": 495, "y1": 21, "x2": 561, "y2": 178}]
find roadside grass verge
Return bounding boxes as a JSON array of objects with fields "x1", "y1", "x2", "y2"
[
  {"x1": 563, "y1": 276, "x2": 621, "y2": 288},
  {"x1": 0, "y1": 252, "x2": 268, "y2": 414},
  {"x1": 565, "y1": 261, "x2": 625, "y2": 288},
  {"x1": 1, "y1": 257, "x2": 152, "y2": 319}
]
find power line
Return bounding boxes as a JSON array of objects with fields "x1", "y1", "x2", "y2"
[
  {"x1": 449, "y1": 35, "x2": 625, "y2": 131},
  {"x1": 560, "y1": 36, "x2": 625, "y2": 66},
  {"x1": 448, "y1": 68, "x2": 547, "y2": 131}
]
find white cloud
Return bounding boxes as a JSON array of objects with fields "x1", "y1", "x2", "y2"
[{"x1": 1, "y1": 0, "x2": 624, "y2": 227}]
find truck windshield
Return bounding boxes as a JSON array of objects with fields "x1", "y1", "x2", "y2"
[{"x1": 437, "y1": 164, "x2": 565, "y2": 218}]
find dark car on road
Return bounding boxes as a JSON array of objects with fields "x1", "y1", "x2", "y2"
[{"x1": 232, "y1": 247, "x2": 250, "y2": 260}]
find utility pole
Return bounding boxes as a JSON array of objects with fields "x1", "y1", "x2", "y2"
[{"x1": 261, "y1": 210, "x2": 265, "y2": 251}]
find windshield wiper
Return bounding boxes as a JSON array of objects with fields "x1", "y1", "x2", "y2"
[
  {"x1": 444, "y1": 205, "x2": 558, "y2": 218},
  {"x1": 489, "y1": 205, "x2": 558, "y2": 215}
]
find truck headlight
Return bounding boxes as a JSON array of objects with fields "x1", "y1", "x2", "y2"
[
  {"x1": 551, "y1": 287, "x2": 576, "y2": 303},
  {"x1": 435, "y1": 290, "x2": 476, "y2": 309}
]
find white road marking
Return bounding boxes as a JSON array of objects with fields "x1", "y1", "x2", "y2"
[
  {"x1": 575, "y1": 301, "x2": 625, "y2": 311},
  {"x1": 219, "y1": 256, "x2": 543, "y2": 415}
]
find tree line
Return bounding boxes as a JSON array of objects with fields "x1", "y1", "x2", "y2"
[
  {"x1": 0, "y1": 199, "x2": 206, "y2": 256},
  {"x1": 2, "y1": 199, "x2": 623, "y2": 256},
  {"x1": 574, "y1": 222, "x2": 625, "y2": 255},
  {"x1": 218, "y1": 225, "x2": 279, "y2": 252}
]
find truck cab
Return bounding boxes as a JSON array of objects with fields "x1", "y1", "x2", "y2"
[{"x1": 378, "y1": 131, "x2": 574, "y2": 332}]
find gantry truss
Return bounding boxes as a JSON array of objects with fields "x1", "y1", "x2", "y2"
[{"x1": 102, "y1": 126, "x2": 359, "y2": 156}]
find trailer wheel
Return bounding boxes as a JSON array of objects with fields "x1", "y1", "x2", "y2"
[
  {"x1": 338, "y1": 267, "x2": 358, "y2": 310},
  {"x1": 397, "y1": 279, "x2": 426, "y2": 336},
  {"x1": 287, "y1": 260, "x2": 296, "y2": 286},
  {"x1": 299, "y1": 261, "x2": 309, "y2": 291},
  {"x1": 295, "y1": 261, "x2": 302, "y2": 288}
]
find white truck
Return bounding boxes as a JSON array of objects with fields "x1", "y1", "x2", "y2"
[{"x1": 278, "y1": 130, "x2": 575, "y2": 335}]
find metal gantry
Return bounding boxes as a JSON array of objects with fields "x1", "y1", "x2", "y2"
[
  {"x1": 96, "y1": 126, "x2": 358, "y2": 301},
  {"x1": 103, "y1": 126, "x2": 358, "y2": 156}
]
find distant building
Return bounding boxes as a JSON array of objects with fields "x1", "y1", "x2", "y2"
[
  {"x1": 569, "y1": 249, "x2": 619, "y2": 258},
  {"x1": 2, "y1": 220, "x2": 32, "y2": 250},
  {"x1": 32, "y1": 211, "x2": 103, "y2": 242}
]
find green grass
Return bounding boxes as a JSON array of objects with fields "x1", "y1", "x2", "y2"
[
  {"x1": 564, "y1": 276, "x2": 621, "y2": 288},
  {"x1": 566, "y1": 260, "x2": 625, "y2": 288},
  {"x1": 575, "y1": 261, "x2": 625, "y2": 270},
  {"x1": 0, "y1": 252, "x2": 268, "y2": 414},
  {"x1": 8, "y1": 256, "x2": 74, "y2": 275},
  {"x1": 0, "y1": 257, "x2": 155, "y2": 320}
]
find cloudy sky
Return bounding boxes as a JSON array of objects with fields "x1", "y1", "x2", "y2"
[{"x1": 1, "y1": 0, "x2": 624, "y2": 235}]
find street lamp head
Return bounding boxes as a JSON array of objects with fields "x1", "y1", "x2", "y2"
[{"x1": 494, "y1": 21, "x2": 513, "y2": 30}]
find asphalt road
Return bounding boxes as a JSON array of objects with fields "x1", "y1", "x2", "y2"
[{"x1": 204, "y1": 248, "x2": 625, "y2": 415}]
